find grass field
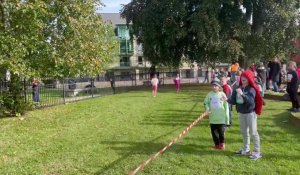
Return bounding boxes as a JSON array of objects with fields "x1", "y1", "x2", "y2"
[{"x1": 0, "y1": 85, "x2": 299, "y2": 175}]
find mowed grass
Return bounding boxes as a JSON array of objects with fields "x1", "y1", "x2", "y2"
[{"x1": 0, "y1": 85, "x2": 299, "y2": 175}]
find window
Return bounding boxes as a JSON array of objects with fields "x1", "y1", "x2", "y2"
[
  {"x1": 120, "y1": 39, "x2": 133, "y2": 54},
  {"x1": 138, "y1": 56, "x2": 143, "y2": 65},
  {"x1": 120, "y1": 57, "x2": 130, "y2": 67},
  {"x1": 117, "y1": 26, "x2": 130, "y2": 39}
]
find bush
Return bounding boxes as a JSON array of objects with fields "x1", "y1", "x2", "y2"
[{"x1": 0, "y1": 92, "x2": 34, "y2": 117}]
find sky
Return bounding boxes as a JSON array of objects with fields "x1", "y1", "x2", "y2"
[{"x1": 97, "y1": 0, "x2": 131, "y2": 13}]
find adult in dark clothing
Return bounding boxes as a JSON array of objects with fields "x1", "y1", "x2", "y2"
[
  {"x1": 110, "y1": 78, "x2": 115, "y2": 94},
  {"x1": 269, "y1": 58, "x2": 281, "y2": 92},
  {"x1": 278, "y1": 71, "x2": 282, "y2": 88},
  {"x1": 203, "y1": 69, "x2": 209, "y2": 83},
  {"x1": 286, "y1": 61, "x2": 299, "y2": 112},
  {"x1": 266, "y1": 61, "x2": 272, "y2": 90},
  {"x1": 256, "y1": 63, "x2": 267, "y2": 96}
]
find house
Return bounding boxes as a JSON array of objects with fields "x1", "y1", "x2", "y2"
[{"x1": 99, "y1": 13, "x2": 202, "y2": 81}]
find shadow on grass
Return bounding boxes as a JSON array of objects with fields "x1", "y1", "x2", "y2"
[
  {"x1": 95, "y1": 138, "x2": 235, "y2": 175},
  {"x1": 272, "y1": 111, "x2": 300, "y2": 138},
  {"x1": 94, "y1": 126, "x2": 182, "y2": 175},
  {"x1": 95, "y1": 100, "x2": 206, "y2": 174}
]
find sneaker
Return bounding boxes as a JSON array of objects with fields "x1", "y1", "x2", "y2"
[
  {"x1": 235, "y1": 149, "x2": 251, "y2": 155},
  {"x1": 219, "y1": 143, "x2": 225, "y2": 150},
  {"x1": 249, "y1": 152, "x2": 262, "y2": 160}
]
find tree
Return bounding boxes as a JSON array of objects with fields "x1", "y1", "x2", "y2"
[
  {"x1": 121, "y1": 0, "x2": 299, "y2": 68},
  {"x1": 0, "y1": 0, "x2": 118, "y2": 115}
]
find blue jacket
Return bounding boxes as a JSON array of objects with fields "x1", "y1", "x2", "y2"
[{"x1": 230, "y1": 86, "x2": 256, "y2": 114}]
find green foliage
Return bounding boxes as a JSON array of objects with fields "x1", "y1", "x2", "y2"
[
  {"x1": 0, "y1": 0, "x2": 118, "y2": 78},
  {"x1": 0, "y1": 92, "x2": 33, "y2": 117},
  {"x1": 121, "y1": 0, "x2": 299, "y2": 67},
  {"x1": 0, "y1": 0, "x2": 118, "y2": 115}
]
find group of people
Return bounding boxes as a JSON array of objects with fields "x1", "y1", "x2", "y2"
[
  {"x1": 204, "y1": 70, "x2": 263, "y2": 160},
  {"x1": 204, "y1": 59, "x2": 300, "y2": 161}
]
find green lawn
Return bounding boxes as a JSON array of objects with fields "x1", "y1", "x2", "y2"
[{"x1": 0, "y1": 85, "x2": 299, "y2": 175}]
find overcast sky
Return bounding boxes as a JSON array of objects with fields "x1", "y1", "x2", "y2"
[{"x1": 97, "y1": 0, "x2": 131, "y2": 13}]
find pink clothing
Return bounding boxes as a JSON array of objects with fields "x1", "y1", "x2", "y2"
[
  {"x1": 152, "y1": 85, "x2": 158, "y2": 91},
  {"x1": 236, "y1": 75, "x2": 241, "y2": 84},
  {"x1": 296, "y1": 68, "x2": 300, "y2": 78}
]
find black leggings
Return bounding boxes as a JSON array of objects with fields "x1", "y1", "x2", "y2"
[
  {"x1": 210, "y1": 124, "x2": 226, "y2": 145},
  {"x1": 288, "y1": 89, "x2": 299, "y2": 109}
]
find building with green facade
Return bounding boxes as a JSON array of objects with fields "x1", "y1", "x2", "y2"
[{"x1": 100, "y1": 13, "x2": 210, "y2": 81}]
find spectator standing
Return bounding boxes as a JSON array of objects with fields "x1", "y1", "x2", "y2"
[
  {"x1": 286, "y1": 61, "x2": 300, "y2": 112},
  {"x1": 269, "y1": 58, "x2": 281, "y2": 92},
  {"x1": 230, "y1": 70, "x2": 263, "y2": 160},
  {"x1": 256, "y1": 63, "x2": 267, "y2": 97},
  {"x1": 204, "y1": 79, "x2": 230, "y2": 150},
  {"x1": 32, "y1": 78, "x2": 40, "y2": 105}
]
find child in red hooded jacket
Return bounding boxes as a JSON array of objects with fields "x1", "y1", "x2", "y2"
[{"x1": 230, "y1": 70, "x2": 263, "y2": 160}]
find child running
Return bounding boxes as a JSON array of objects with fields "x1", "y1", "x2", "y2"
[
  {"x1": 174, "y1": 74, "x2": 181, "y2": 93},
  {"x1": 204, "y1": 79, "x2": 230, "y2": 150},
  {"x1": 151, "y1": 74, "x2": 159, "y2": 97}
]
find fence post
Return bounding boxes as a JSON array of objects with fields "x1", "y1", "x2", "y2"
[
  {"x1": 63, "y1": 79, "x2": 66, "y2": 104},
  {"x1": 23, "y1": 78, "x2": 27, "y2": 103},
  {"x1": 135, "y1": 72, "x2": 137, "y2": 86},
  {"x1": 163, "y1": 71, "x2": 165, "y2": 85},
  {"x1": 91, "y1": 77, "x2": 94, "y2": 98}
]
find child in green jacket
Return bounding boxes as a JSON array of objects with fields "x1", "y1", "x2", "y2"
[{"x1": 204, "y1": 79, "x2": 230, "y2": 150}]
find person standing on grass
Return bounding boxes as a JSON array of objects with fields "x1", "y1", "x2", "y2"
[
  {"x1": 204, "y1": 79, "x2": 230, "y2": 150},
  {"x1": 230, "y1": 70, "x2": 263, "y2": 160},
  {"x1": 256, "y1": 63, "x2": 267, "y2": 97},
  {"x1": 230, "y1": 62, "x2": 239, "y2": 83},
  {"x1": 221, "y1": 76, "x2": 233, "y2": 127},
  {"x1": 32, "y1": 78, "x2": 40, "y2": 105},
  {"x1": 151, "y1": 74, "x2": 159, "y2": 97},
  {"x1": 203, "y1": 68, "x2": 209, "y2": 83},
  {"x1": 174, "y1": 74, "x2": 181, "y2": 93},
  {"x1": 269, "y1": 57, "x2": 281, "y2": 92},
  {"x1": 110, "y1": 78, "x2": 115, "y2": 94},
  {"x1": 286, "y1": 61, "x2": 300, "y2": 112}
]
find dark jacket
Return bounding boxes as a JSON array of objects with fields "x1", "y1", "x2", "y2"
[
  {"x1": 269, "y1": 62, "x2": 281, "y2": 82},
  {"x1": 230, "y1": 86, "x2": 256, "y2": 114},
  {"x1": 287, "y1": 70, "x2": 299, "y2": 92}
]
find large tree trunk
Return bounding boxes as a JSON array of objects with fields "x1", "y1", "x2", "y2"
[{"x1": 244, "y1": 0, "x2": 265, "y2": 68}]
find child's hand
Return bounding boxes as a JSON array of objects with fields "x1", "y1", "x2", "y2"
[
  {"x1": 220, "y1": 96, "x2": 227, "y2": 101},
  {"x1": 236, "y1": 88, "x2": 243, "y2": 95}
]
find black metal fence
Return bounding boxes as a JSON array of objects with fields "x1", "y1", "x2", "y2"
[{"x1": 0, "y1": 72, "x2": 202, "y2": 108}]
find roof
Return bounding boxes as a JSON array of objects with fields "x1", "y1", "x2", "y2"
[{"x1": 99, "y1": 13, "x2": 130, "y2": 26}]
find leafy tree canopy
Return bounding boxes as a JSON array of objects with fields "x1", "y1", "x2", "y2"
[
  {"x1": 122, "y1": 0, "x2": 300, "y2": 67},
  {"x1": 0, "y1": 0, "x2": 118, "y2": 78}
]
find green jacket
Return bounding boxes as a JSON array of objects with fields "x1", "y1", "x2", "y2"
[{"x1": 204, "y1": 91, "x2": 230, "y2": 125}]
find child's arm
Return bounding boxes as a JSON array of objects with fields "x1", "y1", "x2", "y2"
[
  {"x1": 223, "y1": 100, "x2": 230, "y2": 125},
  {"x1": 204, "y1": 93, "x2": 211, "y2": 112}
]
